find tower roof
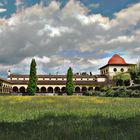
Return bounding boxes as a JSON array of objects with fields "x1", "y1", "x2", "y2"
[{"x1": 108, "y1": 54, "x2": 127, "y2": 65}]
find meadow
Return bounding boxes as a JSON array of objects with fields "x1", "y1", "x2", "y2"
[{"x1": 0, "y1": 96, "x2": 139, "y2": 140}]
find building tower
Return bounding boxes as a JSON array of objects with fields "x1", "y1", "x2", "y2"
[{"x1": 99, "y1": 54, "x2": 134, "y2": 79}]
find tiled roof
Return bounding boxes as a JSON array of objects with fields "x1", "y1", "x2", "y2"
[
  {"x1": 0, "y1": 77, "x2": 11, "y2": 84},
  {"x1": 9, "y1": 74, "x2": 107, "y2": 78},
  {"x1": 99, "y1": 63, "x2": 135, "y2": 70}
]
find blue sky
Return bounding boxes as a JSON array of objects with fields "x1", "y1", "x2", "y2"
[
  {"x1": 0, "y1": 0, "x2": 140, "y2": 18},
  {"x1": 0, "y1": 0, "x2": 140, "y2": 76}
]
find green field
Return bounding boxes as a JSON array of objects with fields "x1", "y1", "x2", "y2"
[{"x1": 0, "y1": 96, "x2": 140, "y2": 140}]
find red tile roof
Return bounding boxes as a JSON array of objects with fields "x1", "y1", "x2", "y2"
[
  {"x1": 108, "y1": 54, "x2": 127, "y2": 65},
  {"x1": 0, "y1": 77, "x2": 11, "y2": 84}
]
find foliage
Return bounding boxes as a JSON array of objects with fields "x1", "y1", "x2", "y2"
[
  {"x1": 0, "y1": 81, "x2": 3, "y2": 87},
  {"x1": 0, "y1": 96, "x2": 139, "y2": 140},
  {"x1": 113, "y1": 72, "x2": 131, "y2": 86},
  {"x1": 27, "y1": 59, "x2": 37, "y2": 96},
  {"x1": 83, "y1": 87, "x2": 140, "y2": 97},
  {"x1": 66, "y1": 67, "x2": 75, "y2": 95},
  {"x1": 129, "y1": 62, "x2": 140, "y2": 84}
]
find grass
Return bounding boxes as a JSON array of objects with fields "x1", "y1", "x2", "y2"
[{"x1": 0, "y1": 96, "x2": 139, "y2": 140}]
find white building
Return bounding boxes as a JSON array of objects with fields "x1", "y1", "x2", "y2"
[{"x1": 99, "y1": 54, "x2": 134, "y2": 79}]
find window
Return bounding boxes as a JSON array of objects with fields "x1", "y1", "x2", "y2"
[
  {"x1": 102, "y1": 70, "x2": 104, "y2": 74},
  {"x1": 121, "y1": 68, "x2": 124, "y2": 72},
  {"x1": 113, "y1": 68, "x2": 117, "y2": 72},
  {"x1": 106, "y1": 69, "x2": 108, "y2": 73}
]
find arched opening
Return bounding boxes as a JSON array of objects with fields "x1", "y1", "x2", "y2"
[
  {"x1": 82, "y1": 87, "x2": 87, "y2": 93},
  {"x1": 41, "y1": 87, "x2": 47, "y2": 93},
  {"x1": 75, "y1": 87, "x2": 80, "y2": 93},
  {"x1": 88, "y1": 87, "x2": 93, "y2": 91},
  {"x1": 36, "y1": 87, "x2": 39, "y2": 93},
  {"x1": 61, "y1": 87, "x2": 66, "y2": 93},
  {"x1": 95, "y1": 86, "x2": 100, "y2": 91},
  {"x1": 54, "y1": 87, "x2": 60, "y2": 93},
  {"x1": 13, "y1": 86, "x2": 18, "y2": 93},
  {"x1": 48, "y1": 87, "x2": 53, "y2": 93},
  {"x1": 19, "y1": 87, "x2": 25, "y2": 93}
]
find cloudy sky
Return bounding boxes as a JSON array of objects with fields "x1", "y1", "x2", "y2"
[{"x1": 0, "y1": 0, "x2": 140, "y2": 77}]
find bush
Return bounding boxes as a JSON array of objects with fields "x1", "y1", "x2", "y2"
[
  {"x1": 83, "y1": 91, "x2": 93, "y2": 96},
  {"x1": 130, "y1": 90, "x2": 140, "y2": 97},
  {"x1": 83, "y1": 88, "x2": 140, "y2": 98},
  {"x1": 83, "y1": 91, "x2": 106, "y2": 96}
]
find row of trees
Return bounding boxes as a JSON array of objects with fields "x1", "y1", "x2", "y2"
[{"x1": 27, "y1": 59, "x2": 75, "y2": 96}]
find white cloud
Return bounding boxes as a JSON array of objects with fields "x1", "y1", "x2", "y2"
[
  {"x1": 0, "y1": 1, "x2": 140, "y2": 76},
  {"x1": 0, "y1": 8, "x2": 6, "y2": 13},
  {"x1": 108, "y1": 35, "x2": 135, "y2": 44}
]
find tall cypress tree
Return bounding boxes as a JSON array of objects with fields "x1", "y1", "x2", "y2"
[
  {"x1": 27, "y1": 59, "x2": 37, "y2": 96},
  {"x1": 66, "y1": 67, "x2": 75, "y2": 95}
]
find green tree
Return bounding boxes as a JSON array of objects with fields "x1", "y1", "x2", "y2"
[
  {"x1": 66, "y1": 67, "x2": 75, "y2": 95},
  {"x1": 27, "y1": 59, "x2": 37, "y2": 96},
  {"x1": 129, "y1": 62, "x2": 140, "y2": 84},
  {"x1": 113, "y1": 72, "x2": 131, "y2": 86},
  {"x1": 0, "y1": 81, "x2": 3, "y2": 93}
]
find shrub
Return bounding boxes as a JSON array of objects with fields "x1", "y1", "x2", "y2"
[
  {"x1": 83, "y1": 91, "x2": 93, "y2": 96},
  {"x1": 130, "y1": 90, "x2": 140, "y2": 97},
  {"x1": 83, "y1": 88, "x2": 140, "y2": 98}
]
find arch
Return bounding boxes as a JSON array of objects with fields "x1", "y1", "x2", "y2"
[
  {"x1": 19, "y1": 87, "x2": 26, "y2": 93},
  {"x1": 61, "y1": 87, "x2": 66, "y2": 93},
  {"x1": 41, "y1": 87, "x2": 47, "y2": 93},
  {"x1": 36, "y1": 87, "x2": 39, "y2": 93},
  {"x1": 13, "y1": 86, "x2": 18, "y2": 93},
  {"x1": 54, "y1": 87, "x2": 60, "y2": 93},
  {"x1": 95, "y1": 86, "x2": 100, "y2": 91},
  {"x1": 88, "y1": 87, "x2": 93, "y2": 91},
  {"x1": 48, "y1": 87, "x2": 53, "y2": 93},
  {"x1": 82, "y1": 87, "x2": 87, "y2": 92},
  {"x1": 75, "y1": 87, "x2": 80, "y2": 93}
]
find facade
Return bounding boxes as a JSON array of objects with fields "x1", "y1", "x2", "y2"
[
  {"x1": 0, "y1": 77, "x2": 12, "y2": 93},
  {"x1": 0, "y1": 54, "x2": 135, "y2": 94},
  {"x1": 8, "y1": 74, "x2": 107, "y2": 94}
]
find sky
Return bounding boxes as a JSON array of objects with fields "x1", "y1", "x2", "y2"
[{"x1": 0, "y1": 0, "x2": 140, "y2": 77}]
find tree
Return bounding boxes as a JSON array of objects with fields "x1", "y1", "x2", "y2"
[
  {"x1": 113, "y1": 72, "x2": 131, "y2": 86},
  {"x1": 129, "y1": 62, "x2": 140, "y2": 84},
  {"x1": 27, "y1": 59, "x2": 37, "y2": 96},
  {"x1": 0, "y1": 81, "x2": 3, "y2": 93},
  {"x1": 66, "y1": 67, "x2": 75, "y2": 95}
]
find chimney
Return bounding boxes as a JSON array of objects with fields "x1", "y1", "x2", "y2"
[{"x1": 8, "y1": 69, "x2": 11, "y2": 76}]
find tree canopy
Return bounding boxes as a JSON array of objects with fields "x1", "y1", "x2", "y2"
[
  {"x1": 129, "y1": 62, "x2": 140, "y2": 84},
  {"x1": 27, "y1": 59, "x2": 37, "y2": 96},
  {"x1": 66, "y1": 67, "x2": 75, "y2": 95},
  {"x1": 113, "y1": 72, "x2": 131, "y2": 86}
]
